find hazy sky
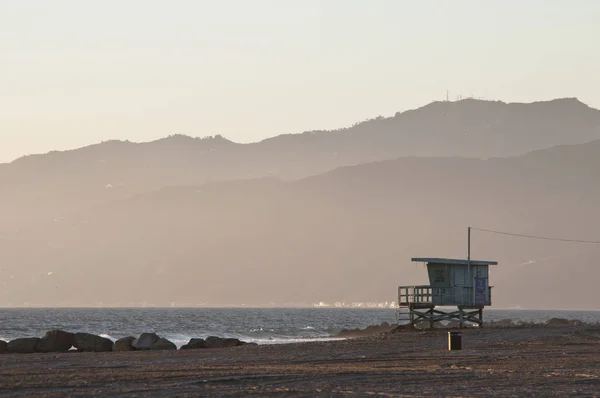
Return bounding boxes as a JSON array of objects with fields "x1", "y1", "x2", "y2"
[{"x1": 1, "y1": 0, "x2": 599, "y2": 163}]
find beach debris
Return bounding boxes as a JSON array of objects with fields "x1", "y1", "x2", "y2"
[
  {"x1": 132, "y1": 333, "x2": 160, "y2": 350},
  {"x1": 74, "y1": 333, "x2": 114, "y2": 352},
  {"x1": 37, "y1": 330, "x2": 75, "y2": 353},
  {"x1": 575, "y1": 373, "x2": 599, "y2": 379},
  {"x1": 113, "y1": 336, "x2": 137, "y2": 352},
  {"x1": 7, "y1": 338, "x2": 40, "y2": 354}
]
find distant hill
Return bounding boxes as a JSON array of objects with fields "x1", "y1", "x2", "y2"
[
  {"x1": 2, "y1": 97, "x2": 599, "y2": 233},
  {"x1": 1, "y1": 139, "x2": 599, "y2": 309}
]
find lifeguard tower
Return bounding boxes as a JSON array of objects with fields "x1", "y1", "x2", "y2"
[{"x1": 397, "y1": 257, "x2": 497, "y2": 328}]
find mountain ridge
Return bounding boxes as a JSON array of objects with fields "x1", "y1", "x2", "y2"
[
  {"x1": 5, "y1": 97, "x2": 598, "y2": 166},
  {"x1": 2, "y1": 98, "x2": 600, "y2": 308},
  {"x1": 2, "y1": 97, "x2": 599, "y2": 237},
  {"x1": 1, "y1": 138, "x2": 599, "y2": 308}
]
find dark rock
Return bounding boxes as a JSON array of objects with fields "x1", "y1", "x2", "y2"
[
  {"x1": 222, "y1": 338, "x2": 245, "y2": 347},
  {"x1": 545, "y1": 317, "x2": 582, "y2": 327},
  {"x1": 113, "y1": 336, "x2": 136, "y2": 352},
  {"x1": 132, "y1": 333, "x2": 160, "y2": 350},
  {"x1": 37, "y1": 330, "x2": 74, "y2": 353},
  {"x1": 150, "y1": 338, "x2": 177, "y2": 351},
  {"x1": 7, "y1": 338, "x2": 40, "y2": 354},
  {"x1": 0, "y1": 340, "x2": 7, "y2": 354},
  {"x1": 333, "y1": 322, "x2": 398, "y2": 338},
  {"x1": 389, "y1": 324, "x2": 415, "y2": 333},
  {"x1": 203, "y1": 336, "x2": 222, "y2": 348},
  {"x1": 181, "y1": 338, "x2": 206, "y2": 350},
  {"x1": 204, "y1": 336, "x2": 228, "y2": 348},
  {"x1": 204, "y1": 336, "x2": 245, "y2": 349},
  {"x1": 73, "y1": 333, "x2": 114, "y2": 352}
]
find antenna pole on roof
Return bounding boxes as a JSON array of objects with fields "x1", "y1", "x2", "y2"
[{"x1": 467, "y1": 226, "x2": 471, "y2": 279}]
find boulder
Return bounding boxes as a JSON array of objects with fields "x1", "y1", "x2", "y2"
[
  {"x1": 113, "y1": 336, "x2": 136, "y2": 352},
  {"x1": 181, "y1": 338, "x2": 206, "y2": 350},
  {"x1": 223, "y1": 338, "x2": 245, "y2": 347},
  {"x1": 204, "y1": 336, "x2": 245, "y2": 349},
  {"x1": 0, "y1": 340, "x2": 7, "y2": 354},
  {"x1": 37, "y1": 330, "x2": 74, "y2": 353},
  {"x1": 7, "y1": 338, "x2": 40, "y2": 354},
  {"x1": 150, "y1": 338, "x2": 177, "y2": 351},
  {"x1": 73, "y1": 333, "x2": 114, "y2": 352},
  {"x1": 204, "y1": 336, "x2": 225, "y2": 348},
  {"x1": 132, "y1": 333, "x2": 160, "y2": 350}
]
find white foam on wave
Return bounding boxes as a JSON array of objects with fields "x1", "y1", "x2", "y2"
[
  {"x1": 1, "y1": 332, "x2": 344, "y2": 348},
  {"x1": 159, "y1": 334, "x2": 345, "y2": 349},
  {"x1": 249, "y1": 328, "x2": 275, "y2": 333},
  {"x1": 100, "y1": 333, "x2": 117, "y2": 342},
  {"x1": 245, "y1": 336, "x2": 344, "y2": 345},
  {"x1": 76, "y1": 332, "x2": 342, "y2": 349}
]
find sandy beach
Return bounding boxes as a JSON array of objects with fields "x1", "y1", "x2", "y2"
[{"x1": 1, "y1": 326, "x2": 598, "y2": 397}]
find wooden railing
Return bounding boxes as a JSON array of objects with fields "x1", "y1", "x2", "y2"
[
  {"x1": 398, "y1": 285, "x2": 434, "y2": 306},
  {"x1": 398, "y1": 285, "x2": 493, "y2": 307}
]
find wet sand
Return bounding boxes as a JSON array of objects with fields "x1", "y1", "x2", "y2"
[{"x1": 1, "y1": 326, "x2": 599, "y2": 397}]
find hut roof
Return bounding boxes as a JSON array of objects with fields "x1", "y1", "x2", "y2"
[{"x1": 411, "y1": 257, "x2": 498, "y2": 266}]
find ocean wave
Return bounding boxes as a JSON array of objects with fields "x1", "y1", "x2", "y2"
[
  {"x1": 160, "y1": 334, "x2": 344, "y2": 348},
  {"x1": 248, "y1": 328, "x2": 275, "y2": 333},
  {"x1": 1, "y1": 308, "x2": 598, "y2": 346},
  {"x1": 483, "y1": 317, "x2": 600, "y2": 328},
  {"x1": 99, "y1": 333, "x2": 116, "y2": 342}
]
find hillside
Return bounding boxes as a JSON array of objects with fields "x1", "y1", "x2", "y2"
[
  {"x1": 2, "y1": 97, "x2": 600, "y2": 236},
  {"x1": 1, "y1": 139, "x2": 599, "y2": 309}
]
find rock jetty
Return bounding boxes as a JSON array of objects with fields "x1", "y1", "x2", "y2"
[{"x1": 0, "y1": 330, "x2": 253, "y2": 355}]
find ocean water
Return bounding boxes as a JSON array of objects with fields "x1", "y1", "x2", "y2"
[{"x1": 0, "y1": 308, "x2": 598, "y2": 348}]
